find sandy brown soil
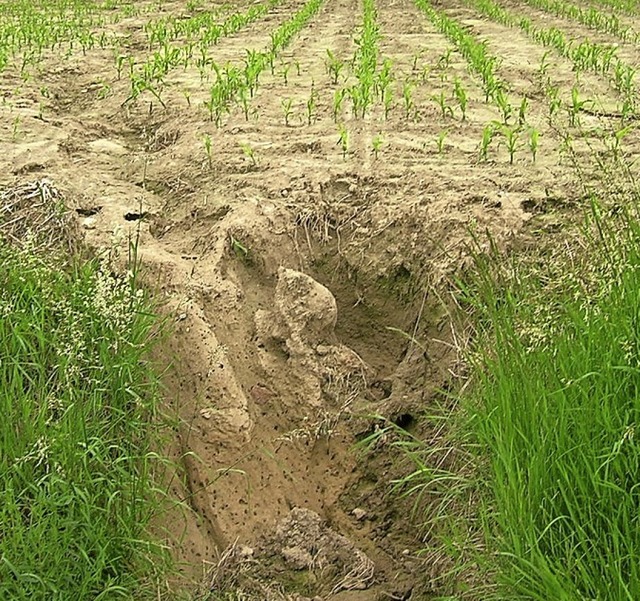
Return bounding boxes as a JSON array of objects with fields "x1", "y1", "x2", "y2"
[{"x1": 1, "y1": 0, "x2": 637, "y2": 598}]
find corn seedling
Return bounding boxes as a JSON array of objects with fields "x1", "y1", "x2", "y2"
[
  {"x1": 494, "y1": 88, "x2": 512, "y2": 125},
  {"x1": 306, "y1": 84, "x2": 318, "y2": 125},
  {"x1": 608, "y1": 123, "x2": 634, "y2": 160},
  {"x1": 337, "y1": 123, "x2": 349, "y2": 159},
  {"x1": 538, "y1": 49, "x2": 552, "y2": 77},
  {"x1": 453, "y1": 78, "x2": 468, "y2": 120},
  {"x1": 528, "y1": 127, "x2": 540, "y2": 162},
  {"x1": 282, "y1": 97, "x2": 294, "y2": 126},
  {"x1": 240, "y1": 142, "x2": 258, "y2": 167},
  {"x1": 403, "y1": 80, "x2": 415, "y2": 119},
  {"x1": 479, "y1": 122, "x2": 495, "y2": 161},
  {"x1": 434, "y1": 90, "x2": 453, "y2": 119},
  {"x1": 436, "y1": 129, "x2": 449, "y2": 155},
  {"x1": 518, "y1": 96, "x2": 528, "y2": 127},
  {"x1": 281, "y1": 61, "x2": 292, "y2": 85},
  {"x1": 326, "y1": 49, "x2": 345, "y2": 84},
  {"x1": 568, "y1": 85, "x2": 590, "y2": 127},
  {"x1": 230, "y1": 234, "x2": 250, "y2": 259},
  {"x1": 546, "y1": 83, "x2": 562, "y2": 117},
  {"x1": 501, "y1": 125, "x2": 520, "y2": 164},
  {"x1": 372, "y1": 133, "x2": 383, "y2": 159}
]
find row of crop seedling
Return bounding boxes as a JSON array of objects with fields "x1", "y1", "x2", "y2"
[
  {"x1": 414, "y1": 0, "x2": 533, "y2": 131},
  {"x1": 414, "y1": 0, "x2": 506, "y2": 104},
  {"x1": 467, "y1": 0, "x2": 637, "y2": 110},
  {"x1": 201, "y1": 0, "x2": 325, "y2": 126},
  {"x1": 122, "y1": 0, "x2": 287, "y2": 109},
  {"x1": 143, "y1": 0, "x2": 281, "y2": 50},
  {"x1": 346, "y1": 0, "x2": 381, "y2": 117},
  {"x1": 0, "y1": 0, "x2": 139, "y2": 75},
  {"x1": 521, "y1": 0, "x2": 637, "y2": 43}
]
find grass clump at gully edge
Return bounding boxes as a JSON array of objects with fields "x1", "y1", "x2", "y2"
[
  {"x1": 455, "y1": 200, "x2": 640, "y2": 600},
  {"x1": 0, "y1": 239, "x2": 171, "y2": 600}
]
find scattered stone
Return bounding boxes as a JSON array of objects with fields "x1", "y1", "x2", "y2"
[
  {"x1": 352, "y1": 508, "x2": 367, "y2": 521},
  {"x1": 82, "y1": 217, "x2": 97, "y2": 230}
]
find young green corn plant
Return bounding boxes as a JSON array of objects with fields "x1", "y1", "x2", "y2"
[
  {"x1": 453, "y1": 78, "x2": 468, "y2": 120},
  {"x1": 372, "y1": 133, "x2": 383, "y2": 159},
  {"x1": 282, "y1": 97, "x2": 294, "y2": 126},
  {"x1": 538, "y1": 49, "x2": 552, "y2": 78},
  {"x1": 326, "y1": 49, "x2": 345, "y2": 84},
  {"x1": 607, "y1": 123, "x2": 634, "y2": 161},
  {"x1": 494, "y1": 87, "x2": 512, "y2": 125},
  {"x1": 436, "y1": 129, "x2": 448, "y2": 155},
  {"x1": 238, "y1": 86, "x2": 251, "y2": 121},
  {"x1": 568, "y1": 85, "x2": 590, "y2": 127},
  {"x1": 375, "y1": 59, "x2": 393, "y2": 100},
  {"x1": 337, "y1": 123, "x2": 349, "y2": 159},
  {"x1": 240, "y1": 142, "x2": 258, "y2": 167},
  {"x1": 501, "y1": 124, "x2": 520, "y2": 164},
  {"x1": 528, "y1": 126, "x2": 540, "y2": 162},
  {"x1": 546, "y1": 82, "x2": 562, "y2": 117},
  {"x1": 306, "y1": 85, "x2": 318, "y2": 125},
  {"x1": 434, "y1": 90, "x2": 454, "y2": 119},
  {"x1": 281, "y1": 60, "x2": 292, "y2": 85},
  {"x1": 518, "y1": 96, "x2": 528, "y2": 127},
  {"x1": 403, "y1": 80, "x2": 415, "y2": 119},
  {"x1": 479, "y1": 122, "x2": 495, "y2": 162}
]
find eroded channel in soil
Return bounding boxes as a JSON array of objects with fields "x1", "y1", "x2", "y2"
[{"x1": 0, "y1": 0, "x2": 603, "y2": 597}]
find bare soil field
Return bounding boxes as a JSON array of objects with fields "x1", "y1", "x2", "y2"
[{"x1": 2, "y1": 0, "x2": 639, "y2": 597}]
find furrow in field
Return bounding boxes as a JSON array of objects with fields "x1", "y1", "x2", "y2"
[
  {"x1": 501, "y1": 0, "x2": 640, "y2": 70},
  {"x1": 454, "y1": 0, "x2": 638, "y2": 106},
  {"x1": 438, "y1": 0, "x2": 640, "y2": 189},
  {"x1": 211, "y1": 0, "x2": 360, "y2": 176},
  {"x1": 503, "y1": 0, "x2": 640, "y2": 45},
  {"x1": 370, "y1": 0, "x2": 554, "y2": 194}
]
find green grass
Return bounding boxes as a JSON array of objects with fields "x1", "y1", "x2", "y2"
[
  {"x1": 456, "y1": 202, "x2": 640, "y2": 599},
  {"x1": 0, "y1": 239, "x2": 170, "y2": 600}
]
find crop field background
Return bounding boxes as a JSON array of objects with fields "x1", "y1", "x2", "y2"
[{"x1": 2, "y1": 0, "x2": 640, "y2": 599}]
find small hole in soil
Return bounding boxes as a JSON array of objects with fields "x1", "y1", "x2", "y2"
[
  {"x1": 124, "y1": 211, "x2": 148, "y2": 221},
  {"x1": 394, "y1": 413, "x2": 414, "y2": 431},
  {"x1": 76, "y1": 206, "x2": 102, "y2": 217}
]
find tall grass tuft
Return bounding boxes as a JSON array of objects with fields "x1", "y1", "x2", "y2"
[
  {"x1": 457, "y1": 201, "x2": 640, "y2": 600},
  {"x1": 0, "y1": 238, "x2": 170, "y2": 600}
]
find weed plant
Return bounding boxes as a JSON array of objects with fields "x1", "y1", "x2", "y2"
[
  {"x1": 363, "y1": 198, "x2": 640, "y2": 599},
  {"x1": 454, "y1": 202, "x2": 640, "y2": 599},
  {"x1": 0, "y1": 239, "x2": 169, "y2": 600}
]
